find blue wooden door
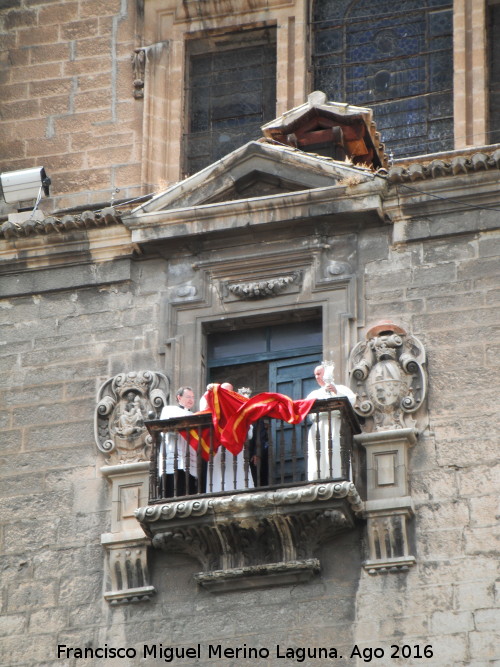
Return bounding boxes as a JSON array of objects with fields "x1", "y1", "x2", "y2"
[{"x1": 268, "y1": 354, "x2": 320, "y2": 483}]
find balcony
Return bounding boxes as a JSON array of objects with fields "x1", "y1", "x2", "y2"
[{"x1": 135, "y1": 398, "x2": 365, "y2": 592}]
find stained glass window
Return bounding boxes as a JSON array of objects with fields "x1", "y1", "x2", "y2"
[
  {"x1": 489, "y1": 3, "x2": 500, "y2": 145},
  {"x1": 312, "y1": 0, "x2": 454, "y2": 158},
  {"x1": 184, "y1": 29, "x2": 276, "y2": 176}
]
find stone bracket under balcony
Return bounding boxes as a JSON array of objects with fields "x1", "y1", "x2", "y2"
[{"x1": 135, "y1": 480, "x2": 364, "y2": 592}]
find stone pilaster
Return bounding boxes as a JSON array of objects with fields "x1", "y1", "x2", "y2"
[
  {"x1": 100, "y1": 462, "x2": 155, "y2": 604},
  {"x1": 355, "y1": 428, "x2": 418, "y2": 574}
]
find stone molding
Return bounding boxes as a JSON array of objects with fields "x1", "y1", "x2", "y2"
[
  {"x1": 135, "y1": 481, "x2": 363, "y2": 592},
  {"x1": 194, "y1": 559, "x2": 321, "y2": 593},
  {"x1": 137, "y1": 480, "x2": 364, "y2": 523},
  {"x1": 388, "y1": 147, "x2": 500, "y2": 182},
  {"x1": 95, "y1": 371, "x2": 169, "y2": 465}
]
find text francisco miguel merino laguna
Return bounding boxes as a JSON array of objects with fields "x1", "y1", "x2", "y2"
[{"x1": 57, "y1": 643, "x2": 395, "y2": 662}]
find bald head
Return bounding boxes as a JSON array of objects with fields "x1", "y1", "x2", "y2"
[{"x1": 313, "y1": 366, "x2": 325, "y2": 387}]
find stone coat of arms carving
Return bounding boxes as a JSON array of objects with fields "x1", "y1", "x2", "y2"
[
  {"x1": 95, "y1": 371, "x2": 169, "y2": 463},
  {"x1": 349, "y1": 321, "x2": 427, "y2": 432}
]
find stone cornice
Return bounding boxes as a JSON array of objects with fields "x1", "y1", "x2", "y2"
[
  {"x1": 388, "y1": 146, "x2": 500, "y2": 183},
  {"x1": 123, "y1": 183, "x2": 386, "y2": 244},
  {"x1": 0, "y1": 206, "x2": 124, "y2": 241},
  {"x1": 136, "y1": 480, "x2": 364, "y2": 526}
]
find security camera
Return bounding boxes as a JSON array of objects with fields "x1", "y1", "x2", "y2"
[{"x1": 0, "y1": 167, "x2": 51, "y2": 206}]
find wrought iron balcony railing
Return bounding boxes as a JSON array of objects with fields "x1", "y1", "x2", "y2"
[{"x1": 145, "y1": 397, "x2": 363, "y2": 503}]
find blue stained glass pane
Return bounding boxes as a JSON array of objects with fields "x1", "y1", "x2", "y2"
[
  {"x1": 313, "y1": 0, "x2": 351, "y2": 23},
  {"x1": 314, "y1": 53, "x2": 342, "y2": 67},
  {"x1": 186, "y1": 34, "x2": 276, "y2": 174},
  {"x1": 315, "y1": 28, "x2": 342, "y2": 55},
  {"x1": 312, "y1": 0, "x2": 453, "y2": 157},
  {"x1": 313, "y1": 67, "x2": 342, "y2": 98},
  {"x1": 431, "y1": 35, "x2": 453, "y2": 50},
  {"x1": 429, "y1": 9, "x2": 453, "y2": 36},
  {"x1": 429, "y1": 92, "x2": 453, "y2": 118},
  {"x1": 349, "y1": 0, "x2": 424, "y2": 16},
  {"x1": 430, "y1": 51, "x2": 453, "y2": 90},
  {"x1": 428, "y1": 117, "x2": 453, "y2": 140},
  {"x1": 191, "y1": 58, "x2": 212, "y2": 76}
]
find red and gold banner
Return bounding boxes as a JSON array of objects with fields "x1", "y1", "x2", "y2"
[
  {"x1": 220, "y1": 391, "x2": 315, "y2": 455},
  {"x1": 184, "y1": 384, "x2": 315, "y2": 458}
]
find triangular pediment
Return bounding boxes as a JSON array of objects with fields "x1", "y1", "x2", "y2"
[{"x1": 133, "y1": 140, "x2": 375, "y2": 214}]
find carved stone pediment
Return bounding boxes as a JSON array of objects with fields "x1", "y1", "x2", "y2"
[
  {"x1": 126, "y1": 140, "x2": 375, "y2": 216},
  {"x1": 95, "y1": 371, "x2": 169, "y2": 464},
  {"x1": 349, "y1": 321, "x2": 427, "y2": 432},
  {"x1": 135, "y1": 481, "x2": 363, "y2": 591}
]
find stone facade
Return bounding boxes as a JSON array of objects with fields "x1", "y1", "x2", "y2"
[{"x1": 1, "y1": 2, "x2": 499, "y2": 667}]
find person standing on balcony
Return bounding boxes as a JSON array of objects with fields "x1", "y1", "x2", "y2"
[
  {"x1": 239, "y1": 386, "x2": 269, "y2": 487},
  {"x1": 306, "y1": 364, "x2": 356, "y2": 481},
  {"x1": 200, "y1": 382, "x2": 253, "y2": 492},
  {"x1": 159, "y1": 386, "x2": 198, "y2": 497}
]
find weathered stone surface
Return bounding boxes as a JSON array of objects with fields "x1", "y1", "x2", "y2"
[{"x1": 0, "y1": 7, "x2": 498, "y2": 661}]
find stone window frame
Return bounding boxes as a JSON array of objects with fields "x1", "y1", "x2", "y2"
[
  {"x1": 453, "y1": 0, "x2": 490, "y2": 149},
  {"x1": 183, "y1": 25, "x2": 278, "y2": 177},
  {"x1": 140, "y1": 0, "x2": 309, "y2": 193},
  {"x1": 487, "y1": 0, "x2": 500, "y2": 144}
]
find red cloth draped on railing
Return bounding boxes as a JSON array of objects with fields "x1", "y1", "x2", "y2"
[{"x1": 182, "y1": 384, "x2": 315, "y2": 459}]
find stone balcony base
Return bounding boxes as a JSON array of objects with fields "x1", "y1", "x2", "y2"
[{"x1": 136, "y1": 481, "x2": 364, "y2": 589}]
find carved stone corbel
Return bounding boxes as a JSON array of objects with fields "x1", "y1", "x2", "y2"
[
  {"x1": 131, "y1": 48, "x2": 146, "y2": 98},
  {"x1": 355, "y1": 428, "x2": 417, "y2": 574},
  {"x1": 100, "y1": 461, "x2": 156, "y2": 603}
]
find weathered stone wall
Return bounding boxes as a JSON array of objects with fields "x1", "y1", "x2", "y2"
[
  {"x1": 0, "y1": 1, "x2": 499, "y2": 665},
  {"x1": 1, "y1": 213, "x2": 498, "y2": 666},
  {"x1": 0, "y1": 0, "x2": 142, "y2": 214},
  {"x1": 354, "y1": 221, "x2": 500, "y2": 665}
]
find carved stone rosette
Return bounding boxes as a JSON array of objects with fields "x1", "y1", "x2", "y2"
[
  {"x1": 349, "y1": 321, "x2": 427, "y2": 432},
  {"x1": 95, "y1": 371, "x2": 169, "y2": 464}
]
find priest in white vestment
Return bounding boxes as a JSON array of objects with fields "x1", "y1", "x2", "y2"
[{"x1": 306, "y1": 364, "x2": 356, "y2": 481}]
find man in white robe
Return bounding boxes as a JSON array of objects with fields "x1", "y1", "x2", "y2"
[
  {"x1": 159, "y1": 386, "x2": 198, "y2": 496},
  {"x1": 306, "y1": 365, "x2": 356, "y2": 481},
  {"x1": 200, "y1": 383, "x2": 252, "y2": 493}
]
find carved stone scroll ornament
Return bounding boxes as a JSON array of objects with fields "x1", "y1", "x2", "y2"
[
  {"x1": 228, "y1": 271, "x2": 300, "y2": 299},
  {"x1": 95, "y1": 371, "x2": 169, "y2": 464},
  {"x1": 131, "y1": 48, "x2": 146, "y2": 98},
  {"x1": 349, "y1": 321, "x2": 427, "y2": 432}
]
